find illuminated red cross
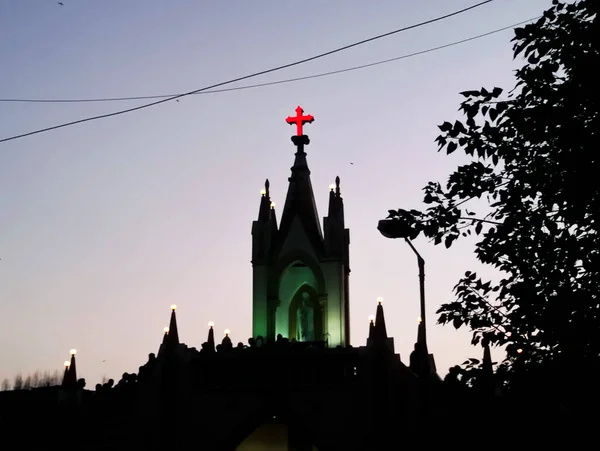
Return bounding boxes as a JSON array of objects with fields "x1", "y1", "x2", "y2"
[{"x1": 286, "y1": 106, "x2": 314, "y2": 136}]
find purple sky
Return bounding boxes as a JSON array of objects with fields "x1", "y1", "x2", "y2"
[{"x1": 0, "y1": 0, "x2": 552, "y2": 386}]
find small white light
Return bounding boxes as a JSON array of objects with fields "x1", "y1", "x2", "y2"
[
  {"x1": 329, "y1": 183, "x2": 336, "y2": 191},
  {"x1": 70, "y1": 349, "x2": 77, "y2": 355},
  {"x1": 368, "y1": 315, "x2": 375, "y2": 322},
  {"x1": 418, "y1": 316, "x2": 422, "y2": 323},
  {"x1": 270, "y1": 202, "x2": 276, "y2": 209},
  {"x1": 208, "y1": 321, "x2": 215, "y2": 328},
  {"x1": 517, "y1": 348, "x2": 523, "y2": 354},
  {"x1": 224, "y1": 329, "x2": 230, "y2": 336},
  {"x1": 170, "y1": 304, "x2": 177, "y2": 311},
  {"x1": 377, "y1": 297, "x2": 383, "y2": 305},
  {"x1": 163, "y1": 327, "x2": 169, "y2": 333},
  {"x1": 260, "y1": 188, "x2": 267, "y2": 196},
  {"x1": 64, "y1": 361, "x2": 70, "y2": 367}
]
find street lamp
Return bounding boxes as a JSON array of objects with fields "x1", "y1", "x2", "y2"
[{"x1": 377, "y1": 219, "x2": 428, "y2": 348}]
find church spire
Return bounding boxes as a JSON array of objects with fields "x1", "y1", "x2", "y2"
[{"x1": 278, "y1": 106, "x2": 324, "y2": 254}]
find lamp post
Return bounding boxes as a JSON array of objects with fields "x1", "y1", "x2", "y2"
[
  {"x1": 377, "y1": 219, "x2": 427, "y2": 349},
  {"x1": 404, "y1": 239, "x2": 427, "y2": 348}
]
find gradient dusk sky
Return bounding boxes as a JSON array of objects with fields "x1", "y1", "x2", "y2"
[{"x1": 0, "y1": 0, "x2": 553, "y2": 386}]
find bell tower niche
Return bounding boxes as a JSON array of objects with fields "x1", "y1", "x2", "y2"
[{"x1": 251, "y1": 106, "x2": 350, "y2": 347}]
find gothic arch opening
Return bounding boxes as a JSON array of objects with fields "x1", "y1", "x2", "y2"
[
  {"x1": 272, "y1": 250, "x2": 326, "y2": 295},
  {"x1": 275, "y1": 257, "x2": 327, "y2": 341}
]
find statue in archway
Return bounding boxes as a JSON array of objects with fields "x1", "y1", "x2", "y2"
[{"x1": 297, "y1": 292, "x2": 315, "y2": 342}]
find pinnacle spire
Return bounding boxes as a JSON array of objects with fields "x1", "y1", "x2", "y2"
[
  {"x1": 222, "y1": 329, "x2": 233, "y2": 351},
  {"x1": 62, "y1": 361, "x2": 70, "y2": 386},
  {"x1": 257, "y1": 179, "x2": 271, "y2": 222},
  {"x1": 207, "y1": 322, "x2": 215, "y2": 352},
  {"x1": 69, "y1": 351, "x2": 77, "y2": 384},
  {"x1": 374, "y1": 298, "x2": 387, "y2": 340},
  {"x1": 327, "y1": 175, "x2": 344, "y2": 220},
  {"x1": 368, "y1": 317, "x2": 375, "y2": 341},
  {"x1": 167, "y1": 305, "x2": 179, "y2": 345},
  {"x1": 482, "y1": 341, "x2": 493, "y2": 374},
  {"x1": 480, "y1": 339, "x2": 499, "y2": 397},
  {"x1": 62, "y1": 349, "x2": 77, "y2": 387},
  {"x1": 366, "y1": 299, "x2": 394, "y2": 352}
]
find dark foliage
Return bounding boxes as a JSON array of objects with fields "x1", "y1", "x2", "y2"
[{"x1": 386, "y1": 0, "x2": 599, "y2": 395}]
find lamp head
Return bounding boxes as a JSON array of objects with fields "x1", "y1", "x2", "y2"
[{"x1": 377, "y1": 218, "x2": 419, "y2": 240}]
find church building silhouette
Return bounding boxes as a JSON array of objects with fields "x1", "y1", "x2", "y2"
[
  {"x1": 2, "y1": 106, "x2": 487, "y2": 451},
  {"x1": 133, "y1": 106, "x2": 443, "y2": 449}
]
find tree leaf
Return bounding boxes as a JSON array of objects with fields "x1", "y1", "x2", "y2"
[
  {"x1": 447, "y1": 141, "x2": 458, "y2": 154},
  {"x1": 453, "y1": 317, "x2": 463, "y2": 329},
  {"x1": 445, "y1": 235, "x2": 453, "y2": 248},
  {"x1": 475, "y1": 221, "x2": 483, "y2": 235}
]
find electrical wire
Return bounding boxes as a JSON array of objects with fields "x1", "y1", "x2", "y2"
[
  {"x1": 0, "y1": 16, "x2": 537, "y2": 105},
  {"x1": 0, "y1": 0, "x2": 494, "y2": 144}
]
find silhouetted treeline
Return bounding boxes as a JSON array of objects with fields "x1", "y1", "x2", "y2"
[{"x1": 1, "y1": 369, "x2": 62, "y2": 391}]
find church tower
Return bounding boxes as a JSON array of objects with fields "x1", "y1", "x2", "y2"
[{"x1": 251, "y1": 106, "x2": 351, "y2": 347}]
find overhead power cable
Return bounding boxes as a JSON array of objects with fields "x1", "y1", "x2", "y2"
[
  {"x1": 0, "y1": 16, "x2": 537, "y2": 105},
  {"x1": 0, "y1": 0, "x2": 494, "y2": 144}
]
